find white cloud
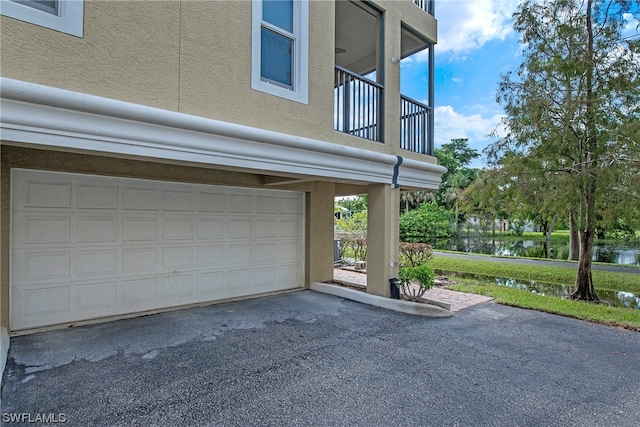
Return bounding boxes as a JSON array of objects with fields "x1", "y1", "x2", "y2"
[
  {"x1": 622, "y1": 13, "x2": 637, "y2": 34},
  {"x1": 434, "y1": 105, "x2": 505, "y2": 166},
  {"x1": 436, "y1": 0, "x2": 515, "y2": 54}
]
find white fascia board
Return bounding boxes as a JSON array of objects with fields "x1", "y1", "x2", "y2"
[
  {"x1": 0, "y1": 78, "x2": 445, "y2": 187},
  {"x1": 397, "y1": 157, "x2": 447, "y2": 189}
]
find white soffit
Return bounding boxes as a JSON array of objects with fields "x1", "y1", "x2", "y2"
[{"x1": 0, "y1": 78, "x2": 446, "y2": 188}]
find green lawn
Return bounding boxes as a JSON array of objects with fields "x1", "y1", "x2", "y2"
[
  {"x1": 429, "y1": 255, "x2": 640, "y2": 331},
  {"x1": 429, "y1": 256, "x2": 640, "y2": 294}
]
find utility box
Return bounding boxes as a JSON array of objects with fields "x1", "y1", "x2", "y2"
[{"x1": 334, "y1": 239, "x2": 341, "y2": 262}]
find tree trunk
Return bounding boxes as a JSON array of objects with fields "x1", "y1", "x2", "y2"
[
  {"x1": 568, "y1": 208, "x2": 579, "y2": 261},
  {"x1": 571, "y1": 0, "x2": 599, "y2": 303},
  {"x1": 571, "y1": 227, "x2": 599, "y2": 301}
]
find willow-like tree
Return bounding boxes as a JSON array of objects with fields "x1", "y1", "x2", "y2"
[{"x1": 488, "y1": 0, "x2": 640, "y2": 301}]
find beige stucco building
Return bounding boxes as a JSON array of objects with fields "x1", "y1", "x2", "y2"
[{"x1": 0, "y1": 0, "x2": 444, "y2": 373}]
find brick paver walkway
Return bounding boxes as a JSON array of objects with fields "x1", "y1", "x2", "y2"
[{"x1": 332, "y1": 268, "x2": 493, "y2": 312}]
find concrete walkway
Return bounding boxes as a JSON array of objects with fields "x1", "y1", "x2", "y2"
[{"x1": 332, "y1": 268, "x2": 493, "y2": 312}]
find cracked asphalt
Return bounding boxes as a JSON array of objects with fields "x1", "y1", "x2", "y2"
[{"x1": 1, "y1": 290, "x2": 639, "y2": 426}]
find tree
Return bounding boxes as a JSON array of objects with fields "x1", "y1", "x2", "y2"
[
  {"x1": 489, "y1": 0, "x2": 640, "y2": 301},
  {"x1": 400, "y1": 138, "x2": 480, "y2": 214},
  {"x1": 435, "y1": 138, "x2": 480, "y2": 210}
]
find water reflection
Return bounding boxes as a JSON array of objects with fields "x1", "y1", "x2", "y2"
[
  {"x1": 436, "y1": 269, "x2": 639, "y2": 309},
  {"x1": 436, "y1": 238, "x2": 640, "y2": 266},
  {"x1": 492, "y1": 277, "x2": 640, "y2": 309}
]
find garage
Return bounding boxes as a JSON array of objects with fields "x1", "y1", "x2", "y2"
[{"x1": 10, "y1": 169, "x2": 305, "y2": 331}]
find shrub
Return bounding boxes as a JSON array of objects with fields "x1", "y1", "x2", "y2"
[
  {"x1": 339, "y1": 236, "x2": 367, "y2": 261},
  {"x1": 335, "y1": 211, "x2": 368, "y2": 238},
  {"x1": 399, "y1": 201, "x2": 454, "y2": 242},
  {"x1": 398, "y1": 265, "x2": 435, "y2": 302},
  {"x1": 399, "y1": 242, "x2": 433, "y2": 268}
]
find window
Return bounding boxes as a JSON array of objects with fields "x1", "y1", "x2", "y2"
[
  {"x1": 252, "y1": 0, "x2": 309, "y2": 104},
  {"x1": 1, "y1": 0, "x2": 84, "y2": 37}
]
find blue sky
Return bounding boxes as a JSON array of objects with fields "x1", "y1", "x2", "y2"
[
  {"x1": 400, "y1": 0, "x2": 639, "y2": 169},
  {"x1": 401, "y1": 0, "x2": 518, "y2": 168}
]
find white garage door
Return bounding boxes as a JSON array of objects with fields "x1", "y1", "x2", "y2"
[{"x1": 11, "y1": 169, "x2": 305, "y2": 331}]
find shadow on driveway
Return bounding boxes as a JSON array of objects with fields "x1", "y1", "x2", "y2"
[{"x1": 2, "y1": 290, "x2": 639, "y2": 426}]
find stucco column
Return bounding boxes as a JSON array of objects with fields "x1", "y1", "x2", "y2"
[
  {"x1": 305, "y1": 182, "x2": 336, "y2": 286},
  {"x1": 367, "y1": 183, "x2": 400, "y2": 297}
]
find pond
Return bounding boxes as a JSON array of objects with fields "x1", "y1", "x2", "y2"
[
  {"x1": 437, "y1": 270, "x2": 640, "y2": 310},
  {"x1": 433, "y1": 237, "x2": 640, "y2": 266}
]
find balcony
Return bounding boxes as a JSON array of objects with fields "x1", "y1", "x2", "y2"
[
  {"x1": 401, "y1": 95, "x2": 432, "y2": 155},
  {"x1": 334, "y1": 0, "x2": 434, "y2": 155},
  {"x1": 334, "y1": 66, "x2": 383, "y2": 142},
  {"x1": 413, "y1": 0, "x2": 435, "y2": 15}
]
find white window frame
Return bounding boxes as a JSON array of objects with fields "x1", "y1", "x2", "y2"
[
  {"x1": 1, "y1": 0, "x2": 84, "y2": 37},
  {"x1": 251, "y1": 0, "x2": 309, "y2": 104}
]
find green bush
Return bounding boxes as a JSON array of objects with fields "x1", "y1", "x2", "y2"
[
  {"x1": 339, "y1": 236, "x2": 367, "y2": 261},
  {"x1": 398, "y1": 265, "x2": 435, "y2": 302},
  {"x1": 399, "y1": 242, "x2": 434, "y2": 268},
  {"x1": 400, "y1": 202, "x2": 454, "y2": 242}
]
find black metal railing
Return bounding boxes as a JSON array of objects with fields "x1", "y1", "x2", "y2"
[
  {"x1": 400, "y1": 95, "x2": 432, "y2": 154},
  {"x1": 334, "y1": 66, "x2": 383, "y2": 142},
  {"x1": 412, "y1": 0, "x2": 434, "y2": 15}
]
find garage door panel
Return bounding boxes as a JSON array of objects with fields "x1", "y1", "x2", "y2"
[
  {"x1": 197, "y1": 245, "x2": 226, "y2": 267},
  {"x1": 256, "y1": 219, "x2": 278, "y2": 238},
  {"x1": 163, "y1": 190, "x2": 195, "y2": 211},
  {"x1": 78, "y1": 184, "x2": 118, "y2": 209},
  {"x1": 123, "y1": 187, "x2": 159, "y2": 211},
  {"x1": 77, "y1": 217, "x2": 118, "y2": 243},
  {"x1": 280, "y1": 241, "x2": 301, "y2": 262},
  {"x1": 122, "y1": 248, "x2": 157, "y2": 274},
  {"x1": 196, "y1": 271, "x2": 228, "y2": 296},
  {"x1": 123, "y1": 217, "x2": 158, "y2": 241},
  {"x1": 161, "y1": 275, "x2": 194, "y2": 299},
  {"x1": 280, "y1": 196, "x2": 301, "y2": 214},
  {"x1": 280, "y1": 264, "x2": 302, "y2": 287},
  {"x1": 227, "y1": 244, "x2": 253, "y2": 266},
  {"x1": 162, "y1": 247, "x2": 194, "y2": 270},
  {"x1": 26, "y1": 181, "x2": 72, "y2": 209},
  {"x1": 228, "y1": 193, "x2": 254, "y2": 213},
  {"x1": 11, "y1": 169, "x2": 305, "y2": 331},
  {"x1": 198, "y1": 192, "x2": 225, "y2": 212},
  {"x1": 23, "y1": 252, "x2": 71, "y2": 281},
  {"x1": 163, "y1": 218, "x2": 194, "y2": 240},
  {"x1": 280, "y1": 219, "x2": 301, "y2": 238},
  {"x1": 228, "y1": 218, "x2": 253, "y2": 239},
  {"x1": 76, "y1": 281, "x2": 118, "y2": 310},
  {"x1": 197, "y1": 217, "x2": 225, "y2": 239},
  {"x1": 255, "y1": 243, "x2": 278, "y2": 264},
  {"x1": 23, "y1": 286, "x2": 70, "y2": 317},
  {"x1": 76, "y1": 249, "x2": 118, "y2": 277},
  {"x1": 256, "y1": 195, "x2": 278, "y2": 213},
  {"x1": 122, "y1": 277, "x2": 159, "y2": 304},
  {"x1": 22, "y1": 216, "x2": 71, "y2": 244}
]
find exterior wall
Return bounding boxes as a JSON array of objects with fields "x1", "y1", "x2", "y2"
[
  {"x1": 0, "y1": 0, "x2": 442, "y2": 331},
  {"x1": 0, "y1": 0, "x2": 438, "y2": 162},
  {"x1": 305, "y1": 182, "x2": 336, "y2": 285},
  {"x1": 0, "y1": 145, "x2": 338, "y2": 331},
  {"x1": 367, "y1": 183, "x2": 400, "y2": 297}
]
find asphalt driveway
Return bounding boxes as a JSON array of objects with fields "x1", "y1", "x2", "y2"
[{"x1": 2, "y1": 290, "x2": 639, "y2": 426}]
